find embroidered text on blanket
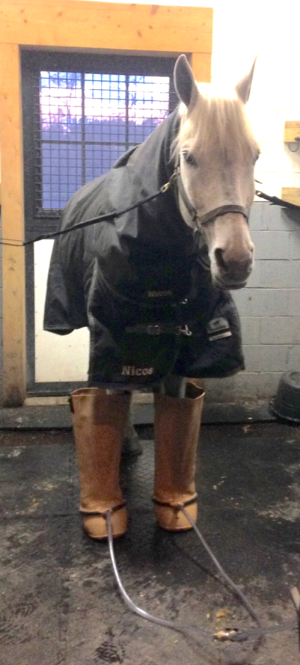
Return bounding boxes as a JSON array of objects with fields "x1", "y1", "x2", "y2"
[{"x1": 121, "y1": 366, "x2": 154, "y2": 377}]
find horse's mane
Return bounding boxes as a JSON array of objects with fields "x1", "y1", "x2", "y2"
[{"x1": 172, "y1": 82, "x2": 259, "y2": 162}]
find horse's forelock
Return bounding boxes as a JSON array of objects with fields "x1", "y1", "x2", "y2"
[{"x1": 172, "y1": 88, "x2": 258, "y2": 163}]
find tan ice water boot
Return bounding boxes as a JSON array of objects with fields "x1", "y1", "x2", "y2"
[
  {"x1": 153, "y1": 383, "x2": 204, "y2": 531},
  {"x1": 70, "y1": 388, "x2": 130, "y2": 539}
]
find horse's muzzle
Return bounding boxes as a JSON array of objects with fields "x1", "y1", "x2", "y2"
[
  {"x1": 207, "y1": 211, "x2": 254, "y2": 289},
  {"x1": 214, "y1": 250, "x2": 254, "y2": 289}
]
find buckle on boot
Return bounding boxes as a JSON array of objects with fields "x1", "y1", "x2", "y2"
[
  {"x1": 80, "y1": 501, "x2": 126, "y2": 518},
  {"x1": 152, "y1": 495, "x2": 198, "y2": 509}
]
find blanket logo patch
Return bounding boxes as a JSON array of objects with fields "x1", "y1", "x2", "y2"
[
  {"x1": 207, "y1": 318, "x2": 232, "y2": 342},
  {"x1": 122, "y1": 366, "x2": 154, "y2": 377}
]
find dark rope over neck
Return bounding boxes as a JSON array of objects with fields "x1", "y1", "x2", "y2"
[
  {"x1": 1, "y1": 169, "x2": 300, "y2": 248},
  {"x1": 2, "y1": 181, "x2": 172, "y2": 248}
]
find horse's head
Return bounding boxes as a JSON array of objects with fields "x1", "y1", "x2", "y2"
[{"x1": 173, "y1": 55, "x2": 260, "y2": 290}]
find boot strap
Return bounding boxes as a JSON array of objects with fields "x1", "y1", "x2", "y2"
[
  {"x1": 152, "y1": 494, "x2": 198, "y2": 510},
  {"x1": 80, "y1": 501, "x2": 126, "y2": 518}
]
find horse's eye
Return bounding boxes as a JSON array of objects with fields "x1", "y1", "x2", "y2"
[{"x1": 182, "y1": 150, "x2": 197, "y2": 167}]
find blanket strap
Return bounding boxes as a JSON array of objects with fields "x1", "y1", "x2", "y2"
[{"x1": 125, "y1": 323, "x2": 193, "y2": 336}]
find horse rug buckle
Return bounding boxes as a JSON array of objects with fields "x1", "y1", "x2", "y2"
[
  {"x1": 147, "y1": 324, "x2": 161, "y2": 335},
  {"x1": 176, "y1": 324, "x2": 193, "y2": 337}
]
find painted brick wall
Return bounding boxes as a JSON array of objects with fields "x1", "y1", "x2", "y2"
[{"x1": 205, "y1": 202, "x2": 300, "y2": 402}]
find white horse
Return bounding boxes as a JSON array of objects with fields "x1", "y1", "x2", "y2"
[
  {"x1": 44, "y1": 55, "x2": 259, "y2": 539},
  {"x1": 174, "y1": 55, "x2": 259, "y2": 288}
]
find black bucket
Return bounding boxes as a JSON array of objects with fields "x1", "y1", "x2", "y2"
[{"x1": 270, "y1": 371, "x2": 300, "y2": 423}]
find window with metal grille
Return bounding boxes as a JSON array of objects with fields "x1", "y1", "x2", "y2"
[
  {"x1": 40, "y1": 71, "x2": 171, "y2": 211},
  {"x1": 22, "y1": 52, "x2": 178, "y2": 236}
]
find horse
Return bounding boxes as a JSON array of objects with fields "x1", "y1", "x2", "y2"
[{"x1": 44, "y1": 54, "x2": 260, "y2": 540}]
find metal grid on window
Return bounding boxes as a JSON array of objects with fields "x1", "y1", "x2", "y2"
[{"x1": 36, "y1": 70, "x2": 172, "y2": 214}]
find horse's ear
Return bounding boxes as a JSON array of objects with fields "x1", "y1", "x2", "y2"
[
  {"x1": 174, "y1": 54, "x2": 199, "y2": 109},
  {"x1": 235, "y1": 58, "x2": 257, "y2": 104}
]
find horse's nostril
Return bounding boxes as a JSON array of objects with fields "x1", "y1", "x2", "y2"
[
  {"x1": 214, "y1": 246, "x2": 254, "y2": 283},
  {"x1": 214, "y1": 248, "x2": 227, "y2": 272},
  {"x1": 214, "y1": 247, "x2": 254, "y2": 270}
]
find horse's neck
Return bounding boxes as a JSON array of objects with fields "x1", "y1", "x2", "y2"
[{"x1": 132, "y1": 108, "x2": 180, "y2": 183}]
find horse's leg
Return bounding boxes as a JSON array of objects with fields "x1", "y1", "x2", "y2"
[
  {"x1": 153, "y1": 375, "x2": 205, "y2": 531},
  {"x1": 70, "y1": 387, "x2": 131, "y2": 539},
  {"x1": 159, "y1": 374, "x2": 187, "y2": 398},
  {"x1": 123, "y1": 395, "x2": 142, "y2": 457}
]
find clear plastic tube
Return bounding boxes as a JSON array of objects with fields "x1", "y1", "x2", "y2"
[
  {"x1": 106, "y1": 508, "x2": 263, "y2": 643},
  {"x1": 180, "y1": 506, "x2": 263, "y2": 632},
  {"x1": 107, "y1": 510, "x2": 187, "y2": 633}
]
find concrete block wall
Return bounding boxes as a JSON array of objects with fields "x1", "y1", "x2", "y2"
[{"x1": 205, "y1": 202, "x2": 300, "y2": 402}]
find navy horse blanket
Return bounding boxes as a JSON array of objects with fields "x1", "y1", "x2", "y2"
[{"x1": 44, "y1": 109, "x2": 244, "y2": 388}]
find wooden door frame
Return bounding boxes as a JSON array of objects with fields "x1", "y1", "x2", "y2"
[{"x1": 0, "y1": 0, "x2": 212, "y2": 406}]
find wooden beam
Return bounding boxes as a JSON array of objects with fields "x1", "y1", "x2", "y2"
[
  {"x1": 284, "y1": 121, "x2": 300, "y2": 143},
  {"x1": 190, "y1": 52, "x2": 212, "y2": 83},
  {"x1": 0, "y1": 43, "x2": 26, "y2": 406},
  {"x1": 0, "y1": 1, "x2": 213, "y2": 54},
  {"x1": 281, "y1": 187, "x2": 300, "y2": 206}
]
